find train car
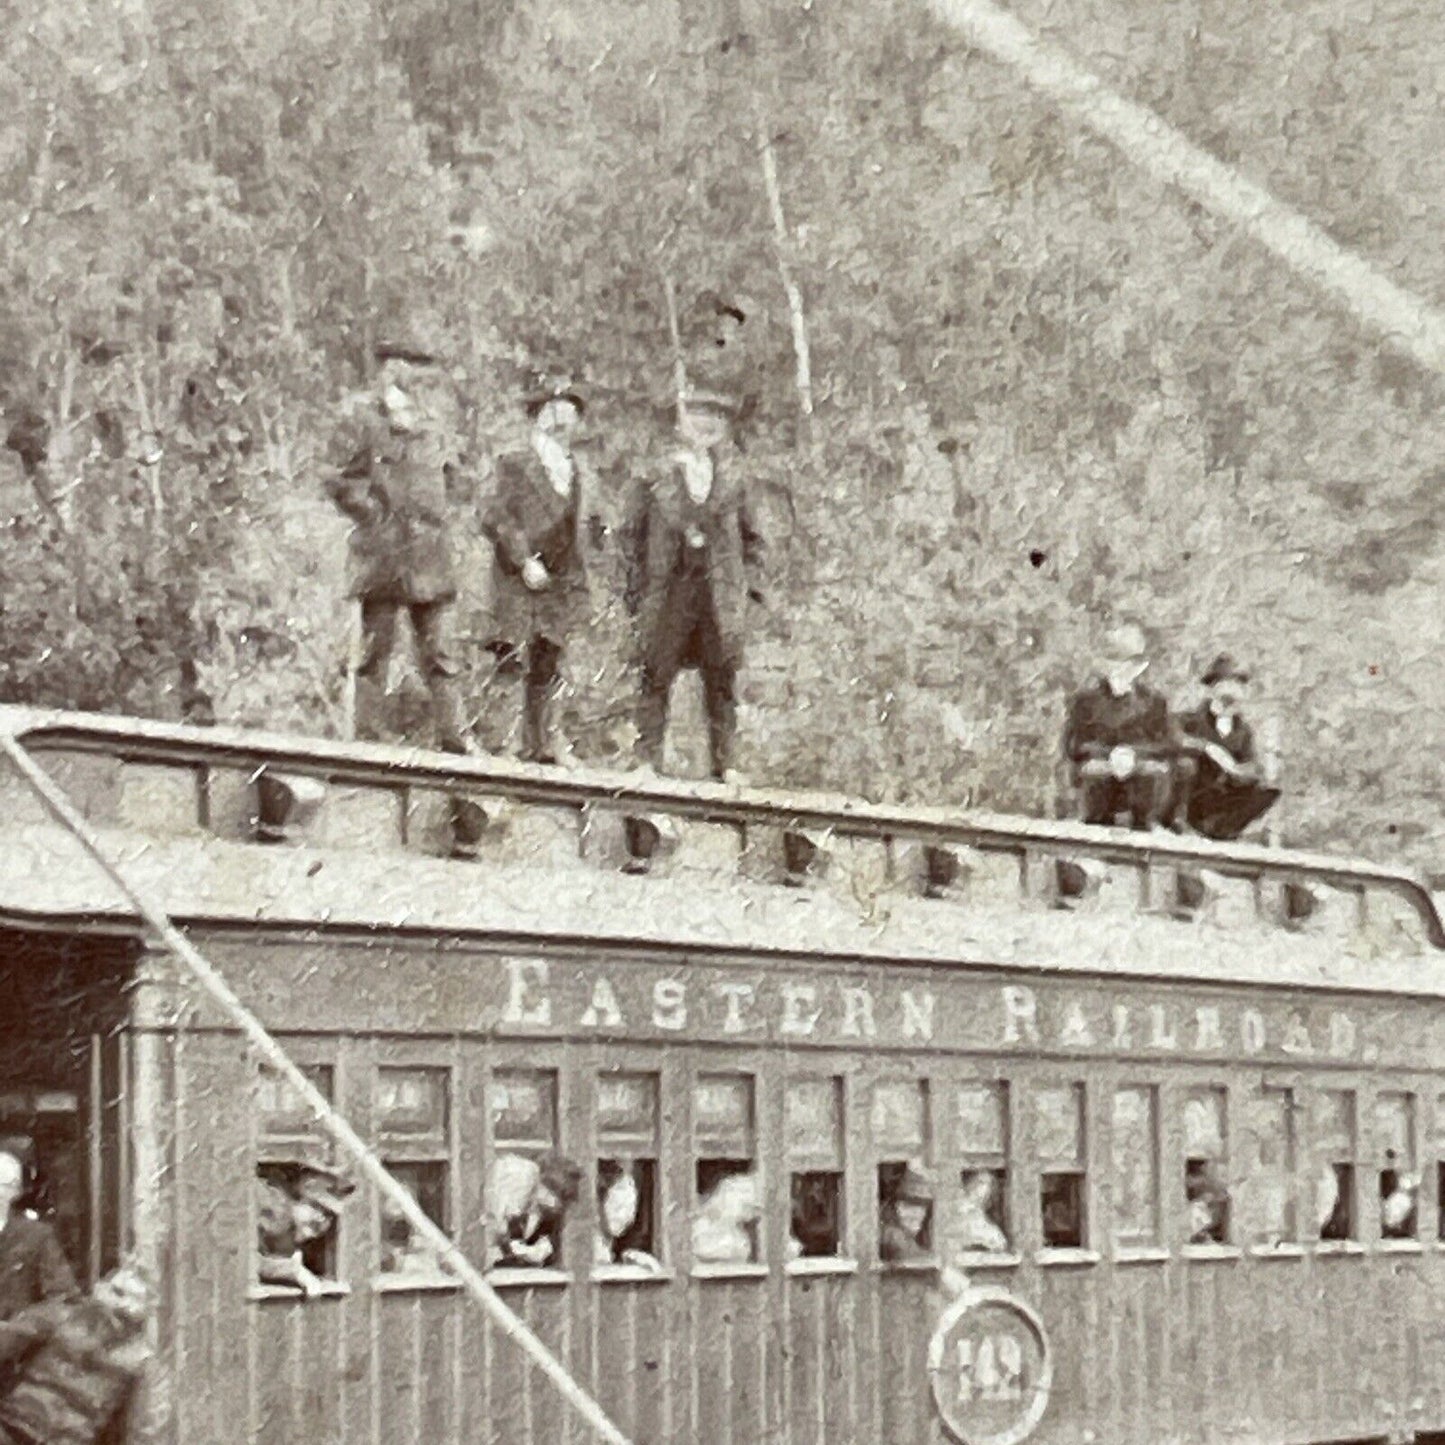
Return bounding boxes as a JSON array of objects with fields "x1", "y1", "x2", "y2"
[{"x1": 1, "y1": 704, "x2": 1443, "y2": 1445}]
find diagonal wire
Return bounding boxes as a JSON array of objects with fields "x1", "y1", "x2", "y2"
[{"x1": 0, "y1": 729, "x2": 636, "y2": 1445}]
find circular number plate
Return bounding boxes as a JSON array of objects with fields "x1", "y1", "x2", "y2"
[{"x1": 927, "y1": 1286, "x2": 1052, "y2": 1445}]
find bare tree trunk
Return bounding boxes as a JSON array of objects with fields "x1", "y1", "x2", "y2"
[
  {"x1": 752, "y1": 94, "x2": 813, "y2": 420},
  {"x1": 660, "y1": 270, "x2": 689, "y2": 401}
]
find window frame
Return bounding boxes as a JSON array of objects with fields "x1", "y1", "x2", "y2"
[
  {"x1": 783, "y1": 1072, "x2": 850, "y2": 1269},
  {"x1": 1030, "y1": 1077, "x2": 1095, "y2": 1263},
  {"x1": 690, "y1": 1062, "x2": 764, "y2": 1278},
  {"x1": 1372, "y1": 1086, "x2": 1420, "y2": 1248},
  {"x1": 952, "y1": 1072, "x2": 1017, "y2": 1266},
  {"x1": 484, "y1": 1047, "x2": 575, "y2": 1283},
  {"x1": 249, "y1": 1042, "x2": 349, "y2": 1301},
  {"x1": 372, "y1": 1059, "x2": 455, "y2": 1287},
  {"x1": 1309, "y1": 1083, "x2": 1362, "y2": 1251},
  {"x1": 872, "y1": 1073, "x2": 936, "y2": 1271},
  {"x1": 1179, "y1": 1080, "x2": 1234, "y2": 1257},
  {"x1": 1110, "y1": 1080, "x2": 1162, "y2": 1255},
  {"x1": 593, "y1": 1068, "x2": 667, "y2": 1281}
]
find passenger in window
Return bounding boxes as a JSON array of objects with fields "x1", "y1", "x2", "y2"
[
  {"x1": 692, "y1": 1170, "x2": 763, "y2": 1264},
  {"x1": 594, "y1": 1162, "x2": 663, "y2": 1272},
  {"x1": 256, "y1": 1165, "x2": 352, "y2": 1294},
  {"x1": 1186, "y1": 1161, "x2": 1229, "y2": 1244},
  {"x1": 380, "y1": 1195, "x2": 445, "y2": 1278},
  {"x1": 1316, "y1": 1160, "x2": 1352, "y2": 1241},
  {"x1": 957, "y1": 1170, "x2": 1009, "y2": 1253},
  {"x1": 485, "y1": 1152, "x2": 583, "y2": 1269},
  {"x1": 0, "y1": 1261, "x2": 152, "y2": 1445},
  {"x1": 0, "y1": 1148, "x2": 77, "y2": 1330},
  {"x1": 879, "y1": 1162, "x2": 935, "y2": 1263},
  {"x1": 789, "y1": 1172, "x2": 843, "y2": 1259},
  {"x1": 1380, "y1": 1157, "x2": 1418, "y2": 1240}
]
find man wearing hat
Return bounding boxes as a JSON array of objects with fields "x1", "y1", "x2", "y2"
[
  {"x1": 256, "y1": 1164, "x2": 353, "y2": 1295},
  {"x1": 480, "y1": 376, "x2": 600, "y2": 764},
  {"x1": 879, "y1": 1162, "x2": 936, "y2": 1263},
  {"x1": 1169, "y1": 654, "x2": 1280, "y2": 840},
  {"x1": 324, "y1": 331, "x2": 469, "y2": 752},
  {"x1": 624, "y1": 389, "x2": 764, "y2": 781},
  {"x1": 1062, "y1": 621, "x2": 1178, "y2": 829}
]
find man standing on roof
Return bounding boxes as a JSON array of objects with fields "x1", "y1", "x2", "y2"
[
  {"x1": 624, "y1": 389, "x2": 764, "y2": 783},
  {"x1": 1169, "y1": 654, "x2": 1281, "y2": 840},
  {"x1": 481, "y1": 376, "x2": 602, "y2": 765},
  {"x1": 324, "y1": 330, "x2": 470, "y2": 754},
  {"x1": 1062, "y1": 621, "x2": 1178, "y2": 830}
]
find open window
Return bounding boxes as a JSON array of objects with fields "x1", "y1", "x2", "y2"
[
  {"x1": 693, "y1": 1074, "x2": 759, "y2": 1267},
  {"x1": 595, "y1": 1073, "x2": 662, "y2": 1272},
  {"x1": 1184, "y1": 1087, "x2": 1230, "y2": 1245},
  {"x1": 955, "y1": 1081, "x2": 1010, "y2": 1254},
  {"x1": 1036, "y1": 1084, "x2": 1086, "y2": 1250},
  {"x1": 488, "y1": 1069, "x2": 571, "y2": 1269},
  {"x1": 255, "y1": 1062, "x2": 347, "y2": 1293},
  {"x1": 1111, "y1": 1085, "x2": 1159, "y2": 1250},
  {"x1": 1374, "y1": 1092, "x2": 1417, "y2": 1241},
  {"x1": 785, "y1": 1078, "x2": 846, "y2": 1260},
  {"x1": 375, "y1": 1066, "x2": 451, "y2": 1281},
  {"x1": 1312, "y1": 1090, "x2": 1357, "y2": 1243},
  {"x1": 874, "y1": 1078, "x2": 932, "y2": 1265}
]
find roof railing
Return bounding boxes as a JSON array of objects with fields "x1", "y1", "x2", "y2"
[{"x1": 1, "y1": 705, "x2": 1439, "y2": 950}]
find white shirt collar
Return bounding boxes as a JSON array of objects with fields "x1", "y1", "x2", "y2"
[
  {"x1": 679, "y1": 448, "x2": 714, "y2": 504},
  {"x1": 532, "y1": 431, "x2": 573, "y2": 495}
]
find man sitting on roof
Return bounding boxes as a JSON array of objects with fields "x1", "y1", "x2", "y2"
[
  {"x1": 1062, "y1": 622, "x2": 1179, "y2": 830},
  {"x1": 1168, "y1": 654, "x2": 1281, "y2": 841}
]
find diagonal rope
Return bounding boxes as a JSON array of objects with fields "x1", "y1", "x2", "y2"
[
  {"x1": 929, "y1": 0, "x2": 1445, "y2": 378},
  {"x1": 0, "y1": 731, "x2": 635, "y2": 1445}
]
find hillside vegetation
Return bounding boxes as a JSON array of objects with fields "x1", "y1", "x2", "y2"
[{"x1": 1, "y1": 0, "x2": 1441, "y2": 873}]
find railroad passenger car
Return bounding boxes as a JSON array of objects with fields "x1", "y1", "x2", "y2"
[{"x1": 1, "y1": 706, "x2": 1444, "y2": 1445}]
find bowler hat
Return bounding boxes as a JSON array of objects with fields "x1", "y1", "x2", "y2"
[
  {"x1": 896, "y1": 1162, "x2": 935, "y2": 1204},
  {"x1": 374, "y1": 335, "x2": 442, "y2": 368},
  {"x1": 1201, "y1": 653, "x2": 1250, "y2": 687},
  {"x1": 524, "y1": 373, "x2": 586, "y2": 418}
]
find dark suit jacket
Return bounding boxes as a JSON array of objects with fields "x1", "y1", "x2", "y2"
[
  {"x1": 327, "y1": 415, "x2": 455, "y2": 605},
  {"x1": 1178, "y1": 702, "x2": 1256, "y2": 768},
  {"x1": 481, "y1": 447, "x2": 596, "y2": 647},
  {"x1": 1062, "y1": 679, "x2": 1174, "y2": 765},
  {"x1": 0, "y1": 1214, "x2": 77, "y2": 1324},
  {"x1": 624, "y1": 449, "x2": 763, "y2": 672}
]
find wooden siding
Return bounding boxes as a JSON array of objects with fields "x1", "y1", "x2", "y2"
[{"x1": 135, "y1": 1007, "x2": 1445, "y2": 1445}]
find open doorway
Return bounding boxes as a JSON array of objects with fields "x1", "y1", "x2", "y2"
[{"x1": 0, "y1": 927, "x2": 136, "y2": 1287}]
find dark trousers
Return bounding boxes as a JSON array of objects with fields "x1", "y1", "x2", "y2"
[
  {"x1": 1183, "y1": 775, "x2": 1281, "y2": 841},
  {"x1": 521, "y1": 637, "x2": 563, "y2": 763},
  {"x1": 636, "y1": 574, "x2": 737, "y2": 779},
  {"x1": 1079, "y1": 773, "x2": 1170, "y2": 830},
  {"x1": 356, "y1": 597, "x2": 465, "y2": 751}
]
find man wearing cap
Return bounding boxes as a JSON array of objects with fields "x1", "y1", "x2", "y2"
[
  {"x1": 481, "y1": 378, "x2": 600, "y2": 765},
  {"x1": 624, "y1": 389, "x2": 764, "y2": 782},
  {"x1": 1062, "y1": 622, "x2": 1178, "y2": 829},
  {"x1": 324, "y1": 333, "x2": 469, "y2": 752},
  {"x1": 1170, "y1": 654, "x2": 1281, "y2": 840}
]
